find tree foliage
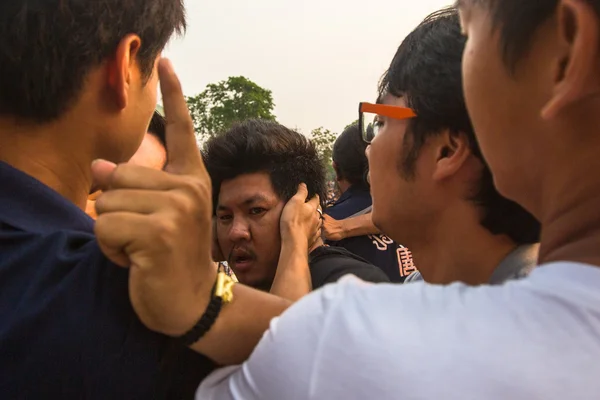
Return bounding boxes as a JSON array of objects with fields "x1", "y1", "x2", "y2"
[
  {"x1": 186, "y1": 76, "x2": 276, "y2": 141},
  {"x1": 311, "y1": 127, "x2": 337, "y2": 180}
]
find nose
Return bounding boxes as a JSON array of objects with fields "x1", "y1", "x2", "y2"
[
  {"x1": 228, "y1": 217, "x2": 251, "y2": 243},
  {"x1": 365, "y1": 144, "x2": 371, "y2": 160}
]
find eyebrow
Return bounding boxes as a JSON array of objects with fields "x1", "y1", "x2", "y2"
[{"x1": 217, "y1": 194, "x2": 271, "y2": 211}]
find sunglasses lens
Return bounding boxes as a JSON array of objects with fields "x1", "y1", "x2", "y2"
[{"x1": 361, "y1": 112, "x2": 379, "y2": 143}]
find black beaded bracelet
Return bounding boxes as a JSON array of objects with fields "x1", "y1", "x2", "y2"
[{"x1": 179, "y1": 265, "x2": 235, "y2": 346}]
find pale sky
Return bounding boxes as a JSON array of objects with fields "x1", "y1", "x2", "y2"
[{"x1": 163, "y1": 0, "x2": 452, "y2": 136}]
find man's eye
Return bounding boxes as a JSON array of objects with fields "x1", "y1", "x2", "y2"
[
  {"x1": 249, "y1": 208, "x2": 267, "y2": 216},
  {"x1": 218, "y1": 215, "x2": 232, "y2": 222}
]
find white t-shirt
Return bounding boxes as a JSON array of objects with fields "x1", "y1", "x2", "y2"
[{"x1": 197, "y1": 262, "x2": 600, "y2": 399}]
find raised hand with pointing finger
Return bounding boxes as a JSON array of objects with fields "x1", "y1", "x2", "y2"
[
  {"x1": 93, "y1": 59, "x2": 290, "y2": 365},
  {"x1": 93, "y1": 59, "x2": 215, "y2": 336}
]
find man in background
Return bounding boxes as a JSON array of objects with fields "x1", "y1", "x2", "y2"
[
  {"x1": 326, "y1": 123, "x2": 415, "y2": 282},
  {"x1": 325, "y1": 10, "x2": 540, "y2": 286}
]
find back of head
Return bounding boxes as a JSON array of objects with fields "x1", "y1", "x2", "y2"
[
  {"x1": 380, "y1": 7, "x2": 540, "y2": 244},
  {"x1": 0, "y1": 0, "x2": 185, "y2": 123},
  {"x1": 148, "y1": 111, "x2": 167, "y2": 149},
  {"x1": 332, "y1": 123, "x2": 370, "y2": 190},
  {"x1": 203, "y1": 119, "x2": 327, "y2": 211}
]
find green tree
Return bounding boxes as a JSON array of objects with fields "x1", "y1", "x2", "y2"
[
  {"x1": 311, "y1": 127, "x2": 338, "y2": 180},
  {"x1": 186, "y1": 76, "x2": 276, "y2": 141}
]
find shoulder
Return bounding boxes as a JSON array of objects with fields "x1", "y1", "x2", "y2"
[
  {"x1": 199, "y1": 279, "x2": 516, "y2": 398},
  {"x1": 200, "y1": 264, "x2": 600, "y2": 399},
  {"x1": 404, "y1": 270, "x2": 423, "y2": 283},
  {"x1": 0, "y1": 229, "x2": 170, "y2": 396},
  {"x1": 309, "y1": 246, "x2": 390, "y2": 286}
]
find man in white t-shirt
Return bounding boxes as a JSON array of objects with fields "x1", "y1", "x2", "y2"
[
  {"x1": 191, "y1": 1, "x2": 600, "y2": 398},
  {"x1": 89, "y1": 1, "x2": 600, "y2": 399}
]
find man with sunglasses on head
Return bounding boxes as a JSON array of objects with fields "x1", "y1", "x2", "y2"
[{"x1": 326, "y1": 10, "x2": 540, "y2": 286}]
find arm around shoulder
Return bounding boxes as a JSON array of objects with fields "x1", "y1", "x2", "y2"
[{"x1": 195, "y1": 281, "x2": 353, "y2": 400}]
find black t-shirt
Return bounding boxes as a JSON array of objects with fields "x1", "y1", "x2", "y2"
[
  {"x1": 309, "y1": 246, "x2": 391, "y2": 287},
  {"x1": 0, "y1": 161, "x2": 209, "y2": 399}
]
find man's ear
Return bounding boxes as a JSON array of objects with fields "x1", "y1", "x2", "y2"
[
  {"x1": 542, "y1": 0, "x2": 600, "y2": 119},
  {"x1": 105, "y1": 34, "x2": 142, "y2": 110},
  {"x1": 432, "y1": 130, "x2": 471, "y2": 182}
]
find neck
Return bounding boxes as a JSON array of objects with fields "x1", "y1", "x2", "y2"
[
  {"x1": 337, "y1": 179, "x2": 351, "y2": 194},
  {"x1": 410, "y1": 202, "x2": 517, "y2": 285},
  {"x1": 538, "y1": 150, "x2": 600, "y2": 267},
  {"x1": 0, "y1": 118, "x2": 95, "y2": 210}
]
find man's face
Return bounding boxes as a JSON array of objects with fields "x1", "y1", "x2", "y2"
[
  {"x1": 86, "y1": 130, "x2": 166, "y2": 219},
  {"x1": 100, "y1": 55, "x2": 161, "y2": 164},
  {"x1": 458, "y1": 2, "x2": 554, "y2": 211},
  {"x1": 129, "y1": 132, "x2": 167, "y2": 170},
  {"x1": 215, "y1": 172, "x2": 285, "y2": 290},
  {"x1": 367, "y1": 95, "x2": 440, "y2": 246}
]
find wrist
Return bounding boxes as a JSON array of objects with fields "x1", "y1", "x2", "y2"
[
  {"x1": 338, "y1": 222, "x2": 349, "y2": 240},
  {"x1": 280, "y1": 226, "x2": 309, "y2": 247},
  {"x1": 169, "y1": 261, "x2": 218, "y2": 337},
  {"x1": 178, "y1": 263, "x2": 234, "y2": 345}
]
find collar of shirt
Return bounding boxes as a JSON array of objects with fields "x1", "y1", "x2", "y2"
[
  {"x1": 333, "y1": 185, "x2": 370, "y2": 207},
  {"x1": 0, "y1": 161, "x2": 94, "y2": 234},
  {"x1": 327, "y1": 185, "x2": 372, "y2": 220}
]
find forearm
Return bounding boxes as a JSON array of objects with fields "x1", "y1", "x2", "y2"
[
  {"x1": 270, "y1": 241, "x2": 312, "y2": 302},
  {"x1": 190, "y1": 283, "x2": 291, "y2": 366},
  {"x1": 343, "y1": 213, "x2": 380, "y2": 238}
]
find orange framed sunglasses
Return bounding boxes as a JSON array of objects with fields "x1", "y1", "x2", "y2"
[{"x1": 358, "y1": 102, "x2": 417, "y2": 144}]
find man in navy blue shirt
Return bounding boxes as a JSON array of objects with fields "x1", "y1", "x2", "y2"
[
  {"x1": 0, "y1": 2, "x2": 220, "y2": 398},
  {"x1": 0, "y1": 1, "x2": 329, "y2": 396},
  {"x1": 326, "y1": 124, "x2": 415, "y2": 282}
]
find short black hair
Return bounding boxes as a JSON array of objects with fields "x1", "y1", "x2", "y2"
[
  {"x1": 148, "y1": 111, "x2": 167, "y2": 149},
  {"x1": 332, "y1": 123, "x2": 370, "y2": 190},
  {"x1": 379, "y1": 7, "x2": 540, "y2": 244},
  {"x1": 477, "y1": 0, "x2": 600, "y2": 71},
  {"x1": 0, "y1": 0, "x2": 186, "y2": 123},
  {"x1": 203, "y1": 119, "x2": 327, "y2": 213}
]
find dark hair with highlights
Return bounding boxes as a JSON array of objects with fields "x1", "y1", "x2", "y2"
[
  {"x1": 379, "y1": 7, "x2": 540, "y2": 244},
  {"x1": 203, "y1": 119, "x2": 327, "y2": 213},
  {"x1": 0, "y1": 0, "x2": 186, "y2": 123}
]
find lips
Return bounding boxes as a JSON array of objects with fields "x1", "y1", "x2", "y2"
[{"x1": 231, "y1": 248, "x2": 256, "y2": 272}]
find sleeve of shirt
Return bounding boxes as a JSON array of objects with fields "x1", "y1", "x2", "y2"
[{"x1": 195, "y1": 276, "x2": 365, "y2": 400}]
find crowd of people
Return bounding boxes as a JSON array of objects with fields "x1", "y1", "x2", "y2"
[{"x1": 2, "y1": 0, "x2": 600, "y2": 399}]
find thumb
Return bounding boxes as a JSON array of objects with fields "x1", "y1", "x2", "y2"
[
  {"x1": 293, "y1": 183, "x2": 309, "y2": 202},
  {"x1": 91, "y1": 159, "x2": 118, "y2": 191}
]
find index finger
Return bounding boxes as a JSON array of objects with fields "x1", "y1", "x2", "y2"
[{"x1": 158, "y1": 58, "x2": 206, "y2": 177}]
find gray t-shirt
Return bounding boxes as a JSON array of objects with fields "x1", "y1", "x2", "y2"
[{"x1": 404, "y1": 244, "x2": 539, "y2": 284}]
